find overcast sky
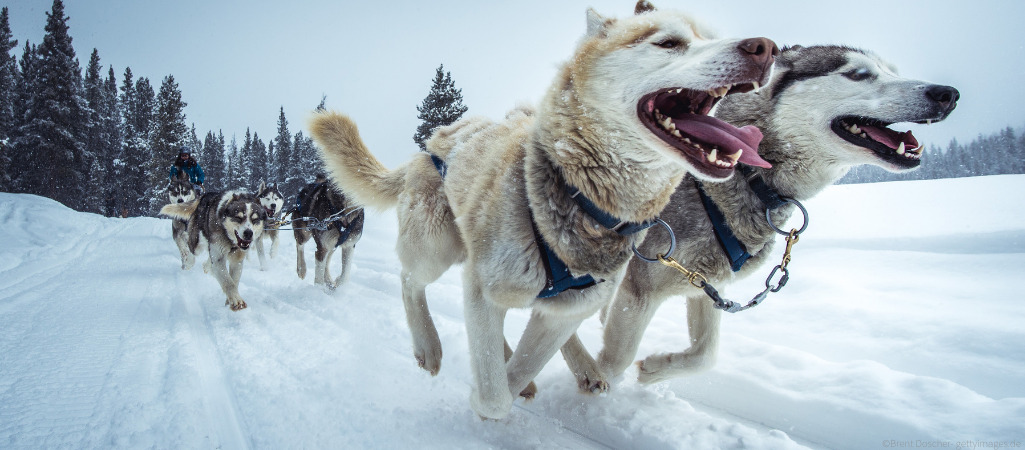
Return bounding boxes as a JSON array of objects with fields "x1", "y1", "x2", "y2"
[{"x1": 6, "y1": 0, "x2": 1024, "y2": 168}]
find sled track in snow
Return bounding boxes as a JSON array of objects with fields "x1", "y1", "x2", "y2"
[{"x1": 178, "y1": 287, "x2": 252, "y2": 450}]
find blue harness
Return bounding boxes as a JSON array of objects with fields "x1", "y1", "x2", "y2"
[
  {"x1": 695, "y1": 164, "x2": 788, "y2": 272},
  {"x1": 428, "y1": 153, "x2": 655, "y2": 298}
]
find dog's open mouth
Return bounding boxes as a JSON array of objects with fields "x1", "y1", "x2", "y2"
[
  {"x1": 638, "y1": 84, "x2": 772, "y2": 179},
  {"x1": 235, "y1": 231, "x2": 253, "y2": 250},
  {"x1": 831, "y1": 116, "x2": 924, "y2": 169}
]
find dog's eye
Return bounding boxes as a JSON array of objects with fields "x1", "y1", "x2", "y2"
[
  {"x1": 654, "y1": 39, "x2": 681, "y2": 49},
  {"x1": 843, "y1": 68, "x2": 874, "y2": 81}
]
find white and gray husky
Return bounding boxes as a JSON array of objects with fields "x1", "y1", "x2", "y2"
[
  {"x1": 254, "y1": 180, "x2": 285, "y2": 271},
  {"x1": 161, "y1": 191, "x2": 267, "y2": 311},
  {"x1": 559, "y1": 44, "x2": 960, "y2": 390},
  {"x1": 311, "y1": 1, "x2": 778, "y2": 419}
]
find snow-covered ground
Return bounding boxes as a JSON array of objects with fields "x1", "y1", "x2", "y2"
[{"x1": 1, "y1": 175, "x2": 1023, "y2": 449}]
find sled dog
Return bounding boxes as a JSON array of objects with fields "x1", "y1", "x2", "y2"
[
  {"x1": 160, "y1": 191, "x2": 267, "y2": 311},
  {"x1": 292, "y1": 179, "x2": 365, "y2": 289},
  {"x1": 168, "y1": 172, "x2": 197, "y2": 270},
  {"x1": 559, "y1": 45, "x2": 960, "y2": 390},
  {"x1": 254, "y1": 180, "x2": 285, "y2": 271},
  {"x1": 311, "y1": 1, "x2": 778, "y2": 419}
]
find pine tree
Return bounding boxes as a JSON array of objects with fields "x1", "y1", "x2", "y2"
[
  {"x1": 101, "y1": 66, "x2": 122, "y2": 215},
  {"x1": 200, "y1": 130, "x2": 226, "y2": 191},
  {"x1": 0, "y1": 7, "x2": 18, "y2": 190},
  {"x1": 413, "y1": 64, "x2": 468, "y2": 151},
  {"x1": 119, "y1": 68, "x2": 151, "y2": 216},
  {"x1": 82, "y1": 48, "x2": 105, "y2": 213},
  {"x1": 252, "y1": 132, "x2": 267, "y2": 189},
  {"x1": 226, "y1": 134, "x2": 243, "y2": 190},
  {"x1": 146, "y1": 74, "x2": 188, "y2": 213},
  {"x1": 273, "y1": 106, "x2": 292, "y2": 188},
  {"x1": 8, "y1": 42, "x2": 36, "y2": 192},
  {"x1": 18, "y1": 0, "x2": 88, "y2": 209}
]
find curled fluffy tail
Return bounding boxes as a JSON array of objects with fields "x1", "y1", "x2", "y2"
[
  {"x1": 160, "y1": 201, "x2": 198, "y2": 221},
  {"x1": 309, "y1": 111, "x2": 406, "y2": 210}
]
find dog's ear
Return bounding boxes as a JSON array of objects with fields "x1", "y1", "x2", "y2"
[
  {"x1": 586, "y1": 8, "x2": 614, "y2": 38},
  {"x1": 634, "y1": 0, "x2": 656, "y2": 15},
  {"x1": 258, "y1": 180, "x2": 266, "y2": 192}
]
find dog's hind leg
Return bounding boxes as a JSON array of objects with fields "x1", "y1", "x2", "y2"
[
  {"x1": 295, "y1": 229, "x2": 310, "y2": 279},
  {"x1": 505, "y1": 340, "x2": 537, "y2": 399},
  {"x1": 560, "y1": 333, "x2": 608, "y2": 393},
  {"x1": 506, "y1": 309, "x2": 584, "y2": 402},
  {"x1": 313, "y1": 235, "x2": 337, "y2": 287},
  {"x1": 636, "y1": 295, "x2": 721, "y2": 384}
]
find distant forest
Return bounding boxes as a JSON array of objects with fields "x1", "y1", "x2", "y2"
[{"x1": 0, "y1": 2, "x2": 325, "y2": 217}]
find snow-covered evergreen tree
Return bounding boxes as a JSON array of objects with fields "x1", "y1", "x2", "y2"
[
  {"x1": 273, "y1": 106, "x2": 292, "y2": 188},
  {"x1": 101, "y1": 66, "x2": 122, "y2": 216},
  {"x1": 200, "y1": 130, "x2": 226, "y2": 191},
  {"x1": 413, "y1": 64, "x2": 467, "y2": 151},
  {"x1": 145, "y1": 74, "x2": 188, "y2": 214},
  {"x1": 226, "y1": 134, "x2": 243, "y2": 190},
  {"x1": 0, "y1": 7, "x2": 18, "y2": 191},
  {"x1": 118, "y1": 69, "x2": 152, "y2": 216},
  {"x1": 17, "y1": 0, "x2": 88, "y2": 209},
  {"x1": 82, "y1": 48, "x2": 106, "y2": 213}
]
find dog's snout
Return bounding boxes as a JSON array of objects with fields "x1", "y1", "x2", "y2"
[
  {"x1": 177, "y1": 198, "x2": 184, "y2": 203},
  {"x1": 737, "y1": 37, "x2": 779, "y2": 67},
  {"x1": 242, "y1": 229, "x2": 253, "y2": 240},
  {"x1": 926, "y1": 85, "x2": 960, "y2": 111}
]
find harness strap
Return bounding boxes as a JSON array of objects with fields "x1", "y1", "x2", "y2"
[
  {"x1": 695, "y1": 164, "x2": 790, "y2": 272},
  {"x1": 530, "y1": 212, "x2": 600, "y2": 299},
  {"x1": 567, "y1": 186, "x2": 656, "y2": 236}
]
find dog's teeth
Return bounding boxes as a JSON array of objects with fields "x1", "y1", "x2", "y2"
[
  {"x1": 927, "y1": 119, "x2": 933, "y2": 125},
  {"x1": 752, "y1": 81, "x2": 760, "y2": 91},
  {"x1": 896, "y1": 142, "x2": 906, "y2": 155},
  {"x1": 860, "y1": 133, "x2": 868, "y2": 139},
  {"x1": 707, "y1": 148, "x2": 718, "y2": 163},
  {"x1": 849, "y1": 124, "x2": 861, "y2": 134},
  {"x1": 675, "y1": 88, "x2": 683, "y2": 94},
  {"x1": 729, "y1": 149, "x2": 743, "y2": 162},
  {"x1": 672, "y1": 129, "x2": 682, "y2": 138},
  {"x1": 683, "y1": 137, "x2": 692, "y2": 144}
]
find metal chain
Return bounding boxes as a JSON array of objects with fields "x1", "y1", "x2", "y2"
[
  {"x1": 265, "y1": 205, "x2": 362, "y2": 231},
  {"x1": 646, "y1": 197, "x2": 809, "y2": 313}
]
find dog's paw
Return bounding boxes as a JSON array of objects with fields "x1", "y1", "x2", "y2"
[
  {"x1": 415, "y1": 350, "x2": 442, "y2": 376},
  {"x1": 470, "y1": 389, "x2": 512, "y2": 421},
  {"x1": 519, "y1": 381, "x2": 538, "y2": 400},
  {"x1": 636, "y1": 354, "x2": 675, "y2": 384},
  {"x1": 225, "y1": 296, "x2": 248, "y2": 311}
]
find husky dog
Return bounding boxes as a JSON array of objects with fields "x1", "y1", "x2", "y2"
[
  {"x1": 292, "y1": 179, "x2": 365, "y2": 289},
  {"x1": 311, "y1": 1, "x2": 777, "y2": 419},
  {"x1": 160, "y1": 191, "x2": 267, "y2": 311},
  {"x1": 254, "y1": 180, "x2": 285, "y2": 271},
  {"x1": 559, "y1": 45, "x2": 960, "y2": 390},
  {"x1": 168, "y1": 172, "x2": 198, "y2": 269}
]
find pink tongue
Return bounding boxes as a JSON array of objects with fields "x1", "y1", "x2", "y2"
[
  {"x1": 673, "y1": 113, "x2": 772, "y2": 168},
  {"x1": 862, "y1": 125, "x2": 919, "y2": 149}
]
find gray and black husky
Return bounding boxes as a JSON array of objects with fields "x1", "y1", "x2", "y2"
[
  {"x1": 161, "y1": 191, "x2": 267, "y2": 311},
  {"x1": 167, "y1": 171, "x2": 198, "y2": 270},
  {"x1": 292, "y1": 179, "x2": 365, "y2": 289},
  {"x1": 560, "y1": 45, "x2": 960, "y2": 390}
]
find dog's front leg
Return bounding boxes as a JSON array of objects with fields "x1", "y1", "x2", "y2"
[
  {"x1": 597, "y1": 282, "x2": 665, "y2": 379},
  {"x1": 560, "y1": 333, "x2": 608, "y2": 393},
  {"x1": 506, "y1": 310, "x2": 584, "y2": 399},
  {"x1": 269, "y1": 232, "x2": 279, "y2": 258},
  {"x1": 464, "y1": 277, "x2": 512, "y2": 420},
  {"x1": 210, "y1": 247, "x2": 247, "y2": 311},
  {"x1": 636, "y1": 296, "x2": 720, "y2": 384},
  {"x1": 254, "y1": 236, "x2": 269, "y2": 271}
]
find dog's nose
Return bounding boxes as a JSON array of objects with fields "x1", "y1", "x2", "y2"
[
  {"x1": 926, "y1": 85, "x2": 960, "y2": 112},
  {"x1": 242, "y1": 229, "x2": 253, "y2": 240},
  {"x1": 177, "y1": 198, "x2": 184, "y2": 203},
  {"x1": 737, "y1": 37, "x2": 779, "y2": 67}
]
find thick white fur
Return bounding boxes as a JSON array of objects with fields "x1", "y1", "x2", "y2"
[{"x1": 311, "y1": 2, "x2": 777, "y2": 419}]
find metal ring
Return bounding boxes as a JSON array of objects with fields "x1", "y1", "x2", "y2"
[
  {"x1": 766, "y1": 197, "x2": 809, "y2": 236},
  {"x1": 633, "y1": 218, "x2": 676, "y2": 263}
]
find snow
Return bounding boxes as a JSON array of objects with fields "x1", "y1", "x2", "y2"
[{"x1": 1, "y1": 175, "x2": 1024, "y2": 450}]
